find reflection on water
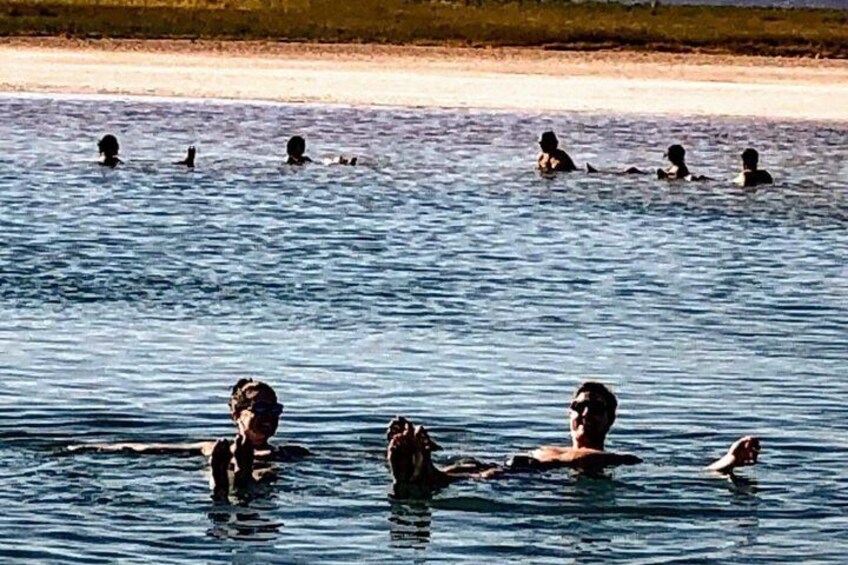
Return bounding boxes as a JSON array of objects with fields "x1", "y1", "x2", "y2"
[
  {"x1": 389, "y1": 499, "x2": 432, "y2": 550},
  {"x1": 207, "y1": 501, "x2": 284, "y2": 542},
  {"x1": 0, "y1": 96, "x2": 846, "y2": 563}
]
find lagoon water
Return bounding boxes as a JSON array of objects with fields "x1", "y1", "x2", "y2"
[{"x1": 0, "y1": 96, "x2": 847, "y2": 563}]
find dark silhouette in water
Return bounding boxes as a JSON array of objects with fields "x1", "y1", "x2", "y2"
[
  {"x1": 586, "y1": 162, "x2": 647, "y2": 175},
  {"x1": 657, "y1": 143, "x2": 690, "y2": 180},
  {"x1": 175, "y1": 145, "x2": 196, "y2": 168},
  {"x1": 387, "y1": 381, "x2": 761, "y2": 496},
  {"x1": 537, "y1": 131, "x2": 578, "y2": 173},
  {"x1": 286, "y1": 135, "x2": 313, "y2": 165},
  {"x1": 98, "y1": 134, "x2": 122, "y2": 168},
  {"x1": 735, "y1": 147, "x2": 773, "y2": 187}
]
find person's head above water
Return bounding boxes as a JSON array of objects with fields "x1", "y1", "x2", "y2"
[
  {"x1": 569, "y1": 381, "x2": 617, "y2": 450},
  {"x1": 665, "y1": 144, "x2": 686, "y2": 165},
  {"x1": 287, "y1": 135, "x2": 307, "y2": 158},
  {"x1": 229, "y1": 378, "x2": 282, "y2": 448},
  {"x1": 98, "y1": 134, "x2": 120, "y2": 158},
  {"x1": 741, "y1": 147, "x2": 759, "y2": 170},
  {"x1": 539, "y1": 131, "x2": 560, "y2": 153}
]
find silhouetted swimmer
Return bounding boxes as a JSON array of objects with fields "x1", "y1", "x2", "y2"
[
  {"x1": 657, "y1": 144, "x2": 690, "y2": 180},
  {"x1": 735, "y1": 148, "x2": 773, "y2": 187},
  {"x1": 175, "y1": 146, "x2": 196, "y2": 168},
  {"x1": 537, "y1": 131, "x2": 578, "y2": 173},
  {"x1": 286, "y1": 135, "x2": 313, "y2": 165},
  {"x1": 387, "y1": 381, "x2": 761, "y2": 496},
  {"x1": 98, "y1": 134, "x2": 122, "y2": 168}
]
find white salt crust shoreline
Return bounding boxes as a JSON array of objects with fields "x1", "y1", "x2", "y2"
[{"x1": 1, "y1": 39, "x2": 847, "y2": 121}]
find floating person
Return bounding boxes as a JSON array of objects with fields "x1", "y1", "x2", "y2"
[
  {"x1": 657, "y1": 144, "x2": 690, "y2": 180},
  {"x1": 98, "y1": 134, "x2": 122, "y2": 168},
  {"x1": 286, "y1": 135, "x2": 313, "y2": 165},
  {"x1": 174, "y1": 145, "x2": 196, "y2": 168},
  {"x1": 537, "y1": 131, "x2": 578, "y2": 173},
  {"x1": 386, "y1": 381, "x2": 761, "y2": 495},
  {"x1": 735, "y1": 148, "x2": 773, "y2": 187},
  {"x1": 67, "y1": 378, "x2": 309, "y2": 497}
]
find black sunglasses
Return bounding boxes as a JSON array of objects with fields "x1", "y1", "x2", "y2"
[
  {"x1": 570, "y1": 399, "x2": 607, "y2": 415},
  {"x1": 246, "y1": 401, "x2": 283, "y2": 417}
]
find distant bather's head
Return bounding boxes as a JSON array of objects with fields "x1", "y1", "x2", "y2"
[
  {"x1": 741, "y1": 147, "x2": 759, "y2": 170},
  {"x1": 287, "y1": 135, "x2": 307, "y2": 158},
  {"x1": 98, "y1": 134, "x2": 120, "y2": 158},
  {"x1": 539, "y1": 131, "x2": 559, "y2": 153},
  {"x1": 665, "y1": 144, "x2": 686, "y2": 165}
]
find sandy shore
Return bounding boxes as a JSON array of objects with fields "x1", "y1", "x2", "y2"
[{"x1": 1, "y1": 39, "x2": 847, "y2": 121}]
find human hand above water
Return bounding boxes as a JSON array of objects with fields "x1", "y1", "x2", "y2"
[{"x1": 708, "y1": 435, "x2": 761, "y2": 474}]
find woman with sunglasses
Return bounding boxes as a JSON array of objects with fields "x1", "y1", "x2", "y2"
[
  {"x1": 386, "y1": 381, "x2": 760, "y2": 494},
  {"x1": 68, "y1": 378, "x2": 309, "y2": 496}
]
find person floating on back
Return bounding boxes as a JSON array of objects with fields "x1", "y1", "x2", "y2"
[
  {"x1": 537, "y1": 131, "x2": 578, "y2": 173},
  {"x1": 386, "y1": 381, "x2": 761, "y2": 496},
  {"x1": 67, "y1": 378, "x2": 310, "y2": 499},
  {"x1": 98, "y1": 134, "x2": 122, "y2": 168},
  {"x1": 735, "y1": 148, "x2": 773, "y2": 187},
  {"x1": 175, "y1": 145, "x2": 196, "y2": 168},
  {"x1": 286, "y1": 135, "x2": 313, "y2": 166}
]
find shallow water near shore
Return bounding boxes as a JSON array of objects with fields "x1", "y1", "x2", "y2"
[{"x1": 0, "y1": 96, "x2": 847, "y2": 563}]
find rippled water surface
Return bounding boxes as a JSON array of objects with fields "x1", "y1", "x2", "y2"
[{"x1": 0, "y1": 96, "x2": 847, "y2": 563}]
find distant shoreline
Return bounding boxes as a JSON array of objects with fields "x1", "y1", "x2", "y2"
[
  {"x1": 1, "y1": 39, "x2": 847, "y2": 121},
  {"x1": 1, "y1": 0, "x2": 846, "y2": 59}
]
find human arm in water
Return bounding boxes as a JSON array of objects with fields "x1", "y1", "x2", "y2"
[
  {"x1": 706, "y1": 435, "x2": 760, "y2": 474},
  {"x1": 66, "y1": 441, "x2": 213, "y2": 456},
  {"x1": 523, "y1": 436, "x2": 759, "y2": 474},
  {"x1": 67, "y1": 439, "x2": 308, "y2": 458}
]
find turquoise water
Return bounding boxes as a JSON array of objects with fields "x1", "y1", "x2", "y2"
[{"x1": 0, "y1": 96, "x2": 847, "y2": 563}]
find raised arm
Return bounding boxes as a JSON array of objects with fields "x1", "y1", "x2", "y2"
[{"x1": 707, "y1": 436, "x2": 761, "y2": 474}]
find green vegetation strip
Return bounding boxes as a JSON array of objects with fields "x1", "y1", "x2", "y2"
[{"x1": 2, "y1": 0, "x2": 846, "y2": 58}]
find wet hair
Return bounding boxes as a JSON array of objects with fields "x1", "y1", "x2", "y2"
[
  {"x1": 572, "y1": 381, "x2": 618, "y2": 425},
  {"x1": 98, "y1": 134, "x2": 120, "y2": 157},
  {"x1": 666, "y1": 144, "x2": 686, "y2": 163},
  {"x1": 539, "y1": 131, "x2": 559, "y2": 148},
  {"x1": 741, "y1": 147, "x2": 759, "y2": 169},
  {"x1": 287, "y1": 135, "x2": 306, "y2": 157},
  {"x1": 229, "y1": 378, "x2": 277, "y2": 418}
]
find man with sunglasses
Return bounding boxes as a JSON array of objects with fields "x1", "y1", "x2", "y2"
[
  {"x1": 386, "y1": 381, "x2": 761, "y2": 493},
  {"x1": 526, "y1": 381, "x2": 758, "y2": 472}
]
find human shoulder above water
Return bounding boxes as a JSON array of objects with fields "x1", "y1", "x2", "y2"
[
  {"x1": 734, "y1": 147, "x2": 773, "y2": 187},
  {"x1": 98, "y1": 134, "x2": 123, "y2": 168},
  {"x1": 537, "y1": 130, "x2": 578, "y2": 173}
]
